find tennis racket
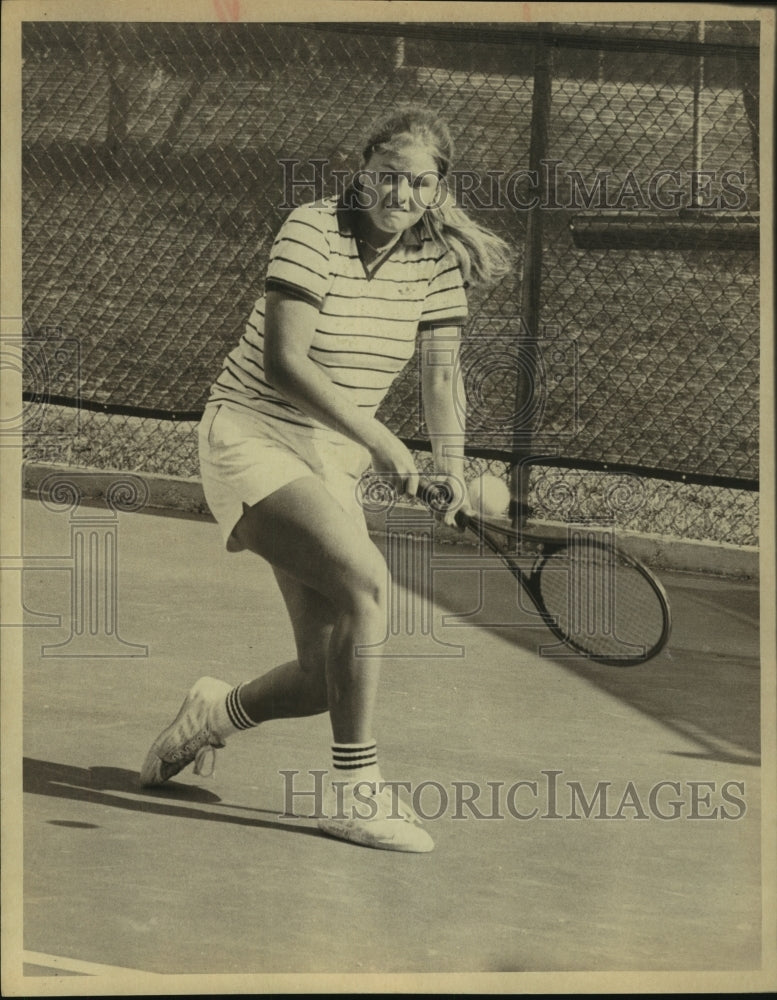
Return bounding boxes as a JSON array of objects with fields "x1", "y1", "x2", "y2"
[{"x1": 415, "y1": 478, "x2": 672, "y2": 666}]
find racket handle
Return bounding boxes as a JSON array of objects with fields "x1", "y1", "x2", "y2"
[
  {"x1": 416, "y1": 478, "x2": 471, "y2": 529},
  {"x1": 416, "y1": 477, "x2": 454, "y2": 509}
]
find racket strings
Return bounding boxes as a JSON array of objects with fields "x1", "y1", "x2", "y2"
[
  {"x1": 463, "y1": 517, "x2": 669, "y2": 663},
  {"x1": 536, "y1": 542, "x2": 668, "y2": 661}
]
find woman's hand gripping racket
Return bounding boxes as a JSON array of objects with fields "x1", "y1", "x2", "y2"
[{"x1": 417, "y1": 478, "x2": 672, "y2": 667}]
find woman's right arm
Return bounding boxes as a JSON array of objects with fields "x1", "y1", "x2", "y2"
[{"x1": 263, "y1": 290, "x2": 419, "y2": 496}]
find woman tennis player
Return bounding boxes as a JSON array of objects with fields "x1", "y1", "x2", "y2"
[{"x1": 140, "y1": 107, "x2": 511, "y2": 852}]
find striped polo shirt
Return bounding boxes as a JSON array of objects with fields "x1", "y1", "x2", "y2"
[{"x1": 208, "y1": 194, "x2": 468, "y2": 434}]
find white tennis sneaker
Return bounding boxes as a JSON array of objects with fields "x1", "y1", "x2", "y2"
[
  {"x1": 140, "y1": 676, "x2": 232, "y2": 787},
  {"x1": 318, "y1": 780, "x2": 434, "y2": 853}
]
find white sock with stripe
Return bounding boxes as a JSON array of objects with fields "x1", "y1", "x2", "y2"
[
  {"x1": 210, "y1": 683, "x2": 258, "y2": 738},
  {"x1": 331, "y1": 741, "x2": 381, "y2": 785}
]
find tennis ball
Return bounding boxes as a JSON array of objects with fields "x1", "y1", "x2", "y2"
[{"x1": 470, "y1": 474, "x2": 510, "y2": 517}]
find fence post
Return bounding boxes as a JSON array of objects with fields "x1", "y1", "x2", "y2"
[
  {"x1": 100, "y1": 25, "x2": 129, "y2": 176},
  {"x1": 737, "y1": 51, "x2": 760, "y2": 186},
  {"x1": 690, "y1": 21, "x2": 706, "y2": 207},
  {"x1": 510, "y1": 36, "x2": 552, "y2": 532}
]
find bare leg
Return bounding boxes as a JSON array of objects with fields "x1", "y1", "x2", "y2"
[
  {"x1": 142, "y1": 474, "x2": 433, "y2": 848},
  {"x1": 237, "y1": 568, "x2": 333, "y2": 722},
  {"x1": 231, "y1": 476, "x2": 388, "y2": 744}
]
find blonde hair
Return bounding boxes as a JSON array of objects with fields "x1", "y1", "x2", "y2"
[{"x1": 361, "y1": 106, "x2": 513, "y2": 287}]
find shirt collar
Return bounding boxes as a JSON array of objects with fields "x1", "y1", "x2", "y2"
[{"x1": 336, "y1": 187, "x2": 423, "y2": 249}]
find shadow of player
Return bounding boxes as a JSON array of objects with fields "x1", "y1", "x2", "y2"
[{"x1": 22, "y1": 757, "x2": 323, "y2": 839}]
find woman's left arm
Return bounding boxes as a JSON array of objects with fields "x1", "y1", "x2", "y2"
[{"x1": 419, "y1": 324, "x2": 470, "y2": 525}]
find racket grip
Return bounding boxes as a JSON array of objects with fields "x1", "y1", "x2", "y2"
[
  {"x1": 416, "y1": 477, "x2": 455, "y2": 509},
  {"x1": 415, "y1": 478, "x2": 471, "y2": 530}
]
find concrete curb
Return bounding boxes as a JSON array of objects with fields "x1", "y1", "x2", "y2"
[
  {"x1": 22, "y1": 462, "x2": 760, "y2": 580},
  {"x1": 23, "y1": 461, "x2": 212, "y2": 517}
]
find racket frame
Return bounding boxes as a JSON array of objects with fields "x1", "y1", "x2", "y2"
[{"x1": 418, "y1": 479, "x2": 672, "y2": 666}]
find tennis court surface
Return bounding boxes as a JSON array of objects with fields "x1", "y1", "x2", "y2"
[{"x1": 15, "y1": 493, "x2": 763, "y2": 984}]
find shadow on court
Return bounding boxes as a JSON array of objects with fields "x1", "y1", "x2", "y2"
[
  {"x1": 22, "y1": 759, "x2": 317, "y2": 832},
  {"x1": 428, "y1": 569, "x2": 760, "y2": 767},
  {"x1": 387, "y1": 518, "x2": 760, "y2": 768},
  {"x1": 19, "y1": 499, "x2": 762, "y2": 977}
]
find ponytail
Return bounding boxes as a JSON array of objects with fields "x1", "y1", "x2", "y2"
[{"x1": 423, "y1": 191, "x2": 513, "y2": 288}]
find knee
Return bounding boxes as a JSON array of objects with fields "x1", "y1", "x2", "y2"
[{"x1": 341, "y1": 554, "x2": 388, "y2": 616}]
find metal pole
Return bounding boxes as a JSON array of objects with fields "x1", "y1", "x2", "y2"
[
  {"x1": 690, "y1": 21, "x2": 706, "y2": 207},
  {"x1": 510, "y1": 37, "x2": 552, "y2": 531}
]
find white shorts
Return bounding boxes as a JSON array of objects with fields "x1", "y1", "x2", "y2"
[{"x1": 198, "y1": 402, "x2": 372, "y2": 551}]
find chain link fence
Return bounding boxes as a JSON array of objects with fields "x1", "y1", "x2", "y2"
[{"x1": 21, "y1": 21, "x2": 759, "y2": 546}]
